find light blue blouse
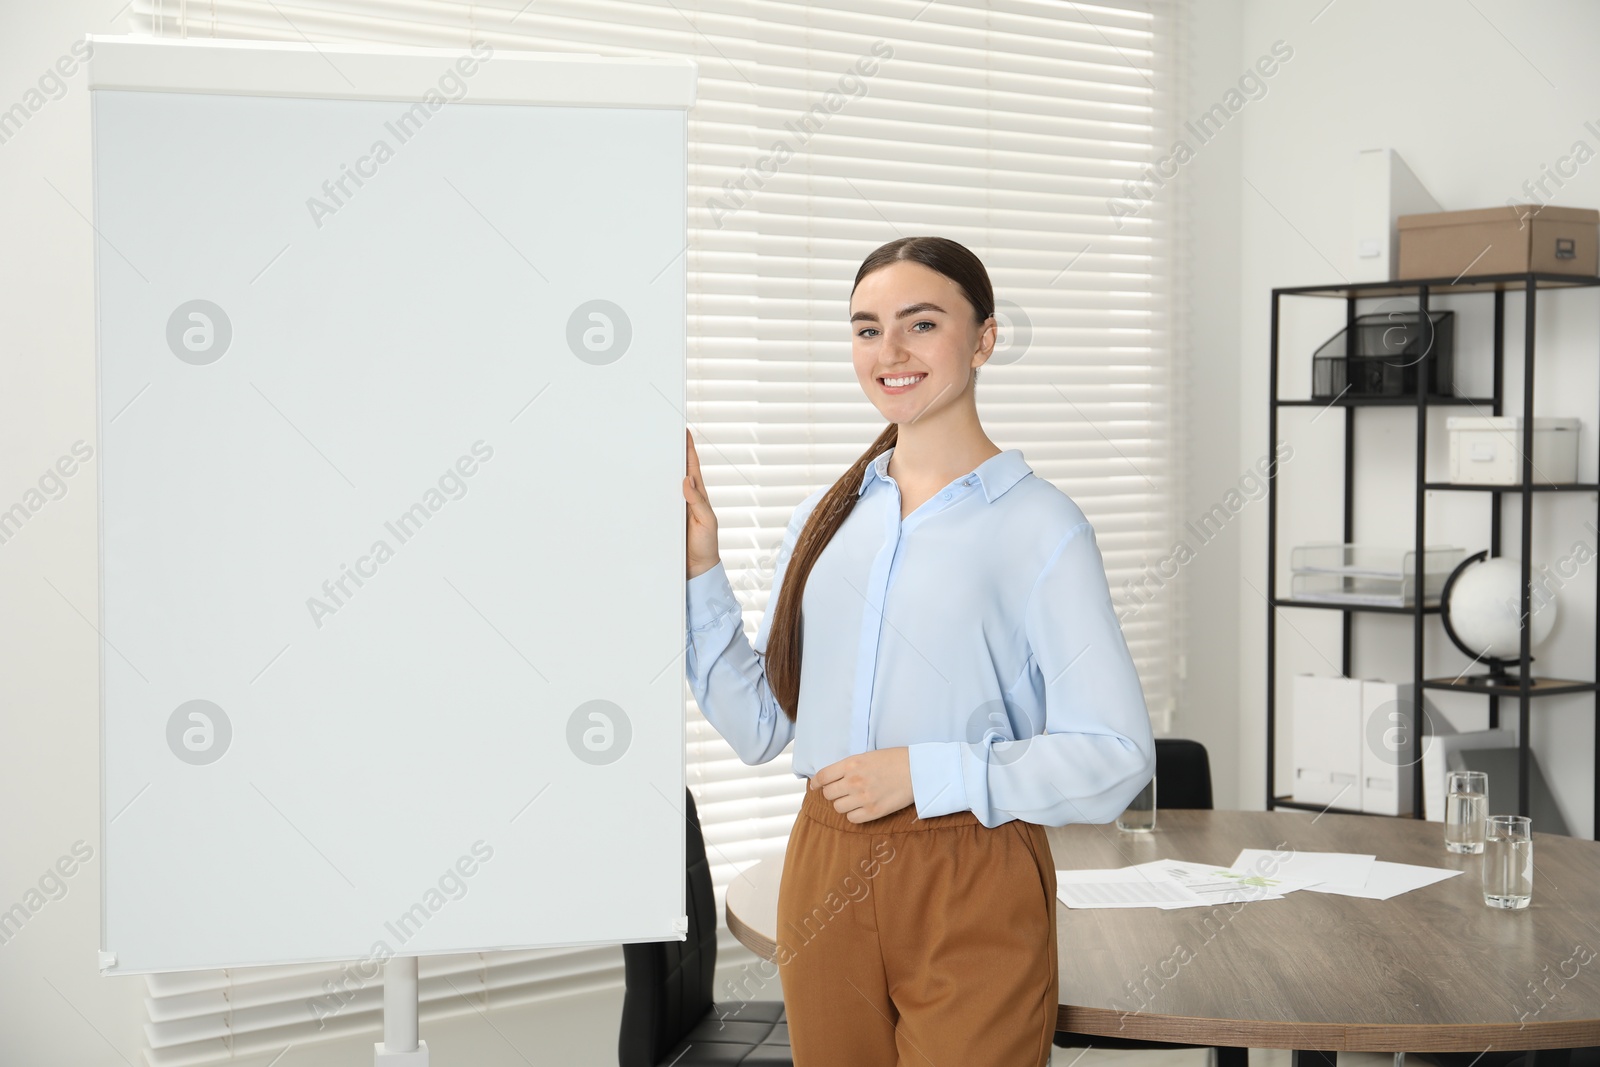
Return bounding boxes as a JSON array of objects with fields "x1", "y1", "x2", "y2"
[{"x1": 683, "y1": 444, "x2": 1156, "y2": 829}]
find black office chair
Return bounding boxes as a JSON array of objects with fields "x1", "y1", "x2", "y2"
[
  {"x1": 1052, "y1": 738, "x2": 1247, "y2": 1067},
  {"x1": 618, "y1": 786, "x2": 792, "y2": 1067},
  {"x1": 1153, "y1": 736, "x2": 1213, "y2": 810}
]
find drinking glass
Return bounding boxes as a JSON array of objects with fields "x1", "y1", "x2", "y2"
[
  {"x1": 1481, "y1": 814, "x2": 1533, "y2": 909},
  {"x1": 1116, "y1": 776, "x2": 1156, "y2": 833},
  {"x1": 1444, "y1": 770, "x2": 1488, "y2": 854}
]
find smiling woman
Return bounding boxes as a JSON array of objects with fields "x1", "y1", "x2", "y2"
[{"x1": 682, "y1": 235, "x2": 1157, "y2": 1067}]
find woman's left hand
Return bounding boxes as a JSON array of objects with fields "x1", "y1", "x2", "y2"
[{"x1": 809, "y1": 747, "x2": 914, "y2": 824}]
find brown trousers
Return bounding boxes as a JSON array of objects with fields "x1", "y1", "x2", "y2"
[{"x1": 775, "y1": 784, "x2": 1059, "y2": 1067}]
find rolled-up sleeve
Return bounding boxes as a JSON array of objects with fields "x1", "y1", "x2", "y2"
[
  {"x1": 684, "y1": 494, "x2": 818, "y2": 766},
  {"x1": 906, "y1": 520, "x2": 1156, "y2": 827}
]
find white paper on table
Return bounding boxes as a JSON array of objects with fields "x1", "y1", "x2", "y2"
[
  {"x1": 1054, "y1": 867, "x2": 1209, "y2": 909},
  {"x1": 1231, "y1": 848, "x2": 1375, "y2": 894},
  {"x1": 1301, "y1": 859, "x2": 1462, "y2": 900},
  {"x1": 1133, "y1": 859, "x2": 1321, "y2": 905}
]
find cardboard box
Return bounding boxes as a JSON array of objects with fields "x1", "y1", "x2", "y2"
[{"x1": 1396, "y1": 204, "x2": 1598, "y2": 280}]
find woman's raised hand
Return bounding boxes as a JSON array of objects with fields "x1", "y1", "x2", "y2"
[{"x1": 685, "y1": 429, "x2": 721, "y2": 580}]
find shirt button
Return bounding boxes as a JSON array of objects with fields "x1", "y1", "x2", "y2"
[{"x1": 941, "y1": 491, "x2": 951, "y2": 500}]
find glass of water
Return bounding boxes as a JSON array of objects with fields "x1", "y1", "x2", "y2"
[
  {"x1": 1482, "y1": 814, "x2": 1533, "y2": 909},
  {"x1": 1116, "y1": 776, "x2": 1156, "y2": 833},
  {"x1": 1444, "y1": 770, "x2": 1488, "y2": 854}
]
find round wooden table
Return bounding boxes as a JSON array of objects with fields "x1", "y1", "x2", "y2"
[{"x1": 724, "y1": 808, "x2": 1600, "y2": 1057}]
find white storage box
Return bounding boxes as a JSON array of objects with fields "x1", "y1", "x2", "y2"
[
  {"x1": 1358, "y1": 680, "x2": 1415, "y2": 815},
  {"x1": 1447, "y1": 415, "x2": 1579, "y2": 485},
  {"x1": 1292, "y1": 674, "x2": 1420, "y2": 813},
  {"x1": 1291, "y1": 674, "x2": 1362, "y2": 807}
]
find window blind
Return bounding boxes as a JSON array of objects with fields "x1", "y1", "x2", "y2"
[{"x1": 128, "y1": 1, "x2": 1184, "y2": 1062}]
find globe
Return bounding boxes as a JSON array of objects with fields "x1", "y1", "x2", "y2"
[{"x1": 1446, "y1": 556, "x2": 1556, "y2": 660}]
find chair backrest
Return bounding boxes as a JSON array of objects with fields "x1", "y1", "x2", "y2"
[
  {"x1": 1154, "y1": 738, "x2": 1214, "y2": 810},
  {"x1": 618, "y1": 787, "x2": 718, "y2": 1067}
]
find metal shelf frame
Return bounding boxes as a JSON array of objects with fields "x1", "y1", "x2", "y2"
[{"x1": 1265, "y1": 271, "x2": 1600, "y2": 837}]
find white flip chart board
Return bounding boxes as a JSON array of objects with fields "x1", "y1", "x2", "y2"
[{"x1": 89, "y1": 36, "x2": 694, "y2": 975}]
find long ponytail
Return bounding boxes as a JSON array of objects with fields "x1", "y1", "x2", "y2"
[{"x1": 763, "y1": 422, "x2": 897, "y2": 721}]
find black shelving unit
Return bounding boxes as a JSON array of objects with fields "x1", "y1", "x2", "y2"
[{"x1": 1266, "y1": 270, "x2": 1600, "y2": 838}]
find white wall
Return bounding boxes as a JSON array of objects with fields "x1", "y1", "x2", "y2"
[
  {"x1": 0, "y1": 2, "x2": 150, "y2": 1064},
  {"x1": 1232, "y1": 0, "x2": 1600, "y2": 836}
]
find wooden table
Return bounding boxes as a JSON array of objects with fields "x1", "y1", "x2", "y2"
[{"x1": 724, "y1": 808, "x2": 1600, "y2": 1062}]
